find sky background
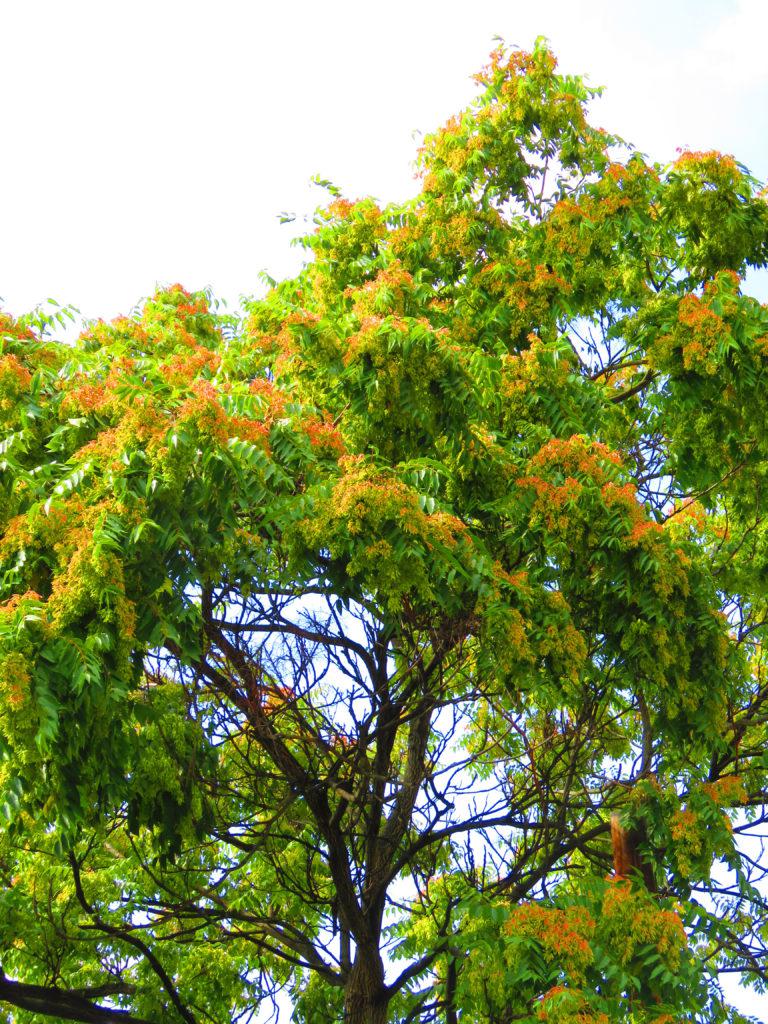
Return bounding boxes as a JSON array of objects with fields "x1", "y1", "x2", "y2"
[
  {"x1": 2, "y1": 1, "x2": 768, "y2": 1018},
  {"x1": 2, "y1": 0, "x2": 767, "y2": 325}
]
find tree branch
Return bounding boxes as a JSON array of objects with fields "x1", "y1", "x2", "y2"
[
  {"x1": 69, "y1": 855, "x2": 197, "y2": 1024},
  {"x1": 0, "y1": 972, "x2": 152, "y2": 1024}
]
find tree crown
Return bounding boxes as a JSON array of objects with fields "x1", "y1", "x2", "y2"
[{"x1": 2, "y1": 37, "x2": 768, "y2": 1024}]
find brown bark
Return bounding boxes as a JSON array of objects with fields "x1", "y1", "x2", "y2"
[
  {"x1": 343, "y1": 943, "x2": 388, "y2": 1024},
  {"x1": 0, "y1": 973, "x2": 152, "y2": 1024},
  {"x1": 610, "y1": 813, "x2": 657, "y2": 891}
]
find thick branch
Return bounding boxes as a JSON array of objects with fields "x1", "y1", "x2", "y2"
[
  {"x1": 214, "y1": 615, "x2": 379, "y2": 680},
  {"x1": 0, "y1": 973, "x2": 152, "y2": 1024},
  {"x1": 610, "y1": 369, "x2": 657, "y2": 404}
]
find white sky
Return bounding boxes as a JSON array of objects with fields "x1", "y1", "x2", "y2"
[
  {"x1": 2, "y1": 0, "x2": 768, "y2": 1017},
  {"x1": 2, "y1": 0, "x2": 767, "y2": 323}
]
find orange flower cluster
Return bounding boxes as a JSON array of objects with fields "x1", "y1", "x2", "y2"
[
  {"x1": 308, "y1": 199, "x2": 385, "y2": 286},
  {"x1": 420, "y1": 209, "x2": 480, "y2": 262},
  {"x1": 492, "y1": 562, "x2": 530, "y2": 592},
  {"x1": 328, "y1": 462, "x2": 466, "y2": 548},
  {"x1": 326, "y1": 198, "x2": 355, "y2": 221},
  {"x1": 301, "y1": 414, "x2": 345, "y2": 457},
  {"x1": 79, "y1": 318, "x2": 150, "y2": 352},
  {"x1": 0, "y1": 653, "x2": 33, "y2": 744},
  {"x1": 177, "y1": 380, "x2": 230, "y2": 444},
  {"x1": 269, "y1": 307, "x2": 323, "y2": 369},
  {"x1": 481, "y1": 260, "x2": 572, "y2": 344},
  {"x1": 228, "y1": 415, "x2": 270, "y2": 448},
  {"x1": 347, "y1": 264, "x2": 416, "y2": 317},
  {"x1": 472, "y1": 44, "x2": 538, "y2": 85},
  {"x1": 531, "y1": 436, "x2": 623, "y2": 475},
  {"x1": 673, "y1": 149, "x2": 739, "y2": 182},
  {"x1": 159, "y1": 347, "x2": 221, "y2": 387},
  {"x1": 600, "y1": 481, "x2": 663, "y2": 549},
  {"x1": 249, "y1": 378, "x2": 288, "y2": 420},
  {"x1": 120, "y1": 397, "x2": 170, "y2": 450},
  {"x1": 506, "y1": 902, "x2": 595, "y2": 982},
  {"x1": 545, "y1": 199, "x2": 601, "y2": 274},
  {"x1": 72, "y1": 427, "x2": 123, "y2": 471},
  {"x1": 0, "y1": 354, "x2": 32, "y2": 392},
  {"x1": 675, "y1": 294, "x2": 728, "y2": 373},
  {"x1": 59, "y1": 353, "x2": 137, "y2": 417},
  {"x1": 536, "y1": 590, "x2": 588, "y2": 682},
  {"x1": 668, "y1": 500, "x2": 707, "y2": 532},
  {"x1": 520, "y1": 436, "x2": 669, "y2": 554},
  {"x1": 297, "y1": 459, "x2": 472, "y2": 611},
  {"x1": 176, "y1": 297, "x2": 210, "y2": 319},
  {"x1": 0, "y1": 311, "x2": 37, "y2": 343},
  {"x1": 0, "y1": 590, "x2": 43, "y2": 619},
  {"x1": 516, "y1": 474, "x2": 584, "y2": 532},
  {"x1": 0, "y1": 354, "x2": 33, "y2": 414},
  {"x1": 701, "y1": 775, "x2": 747, "y2": 807},
  {"x1": 61, "y1": 379, "x2": 110, "y2": 415},
  {"x1": 600, "y1": 879, "x2": 687, "y2": 970},
  {"x1": 543, "y1": 159, "x2": 658, "y2": 303}
]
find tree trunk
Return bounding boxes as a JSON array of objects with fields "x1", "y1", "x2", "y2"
[{"x1": 344, "y1": 943, "x2": 388, "y2": 1024}]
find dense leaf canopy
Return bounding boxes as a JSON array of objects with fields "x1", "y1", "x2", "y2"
[{"x1": 2, "y1": 39, "x2": 768, "y2": 1024}]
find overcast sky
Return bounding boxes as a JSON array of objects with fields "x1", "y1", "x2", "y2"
[
  {"x1": 2, "y1": 2, "x2": 768, "y2": 1016},
  {"x1": 2, "y1": 0, "x2": 767, "y2": 325}
]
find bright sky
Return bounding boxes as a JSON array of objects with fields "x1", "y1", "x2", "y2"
[
  {"x1": 3, "y1": 1, "x2": 768, "y2": 1017},
  {"x1": 2, "y1": 0, "x2": 767, "y2": 324}
]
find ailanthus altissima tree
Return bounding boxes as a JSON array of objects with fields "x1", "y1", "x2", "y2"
[{"x1": 2, "y1": 39, "x2": 768, "y2": 1024}]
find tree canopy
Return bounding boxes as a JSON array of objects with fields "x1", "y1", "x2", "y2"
[{"x1": 2, "y1": 38, "x2": 768, "y2": 1024}]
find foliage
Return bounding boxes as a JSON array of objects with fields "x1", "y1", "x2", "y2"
[{"x1": 1, "y1": 37, "x2": 768, "y2": 1024}]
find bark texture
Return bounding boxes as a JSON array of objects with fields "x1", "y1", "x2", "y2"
[{"x1": 343, "y1": 944, "x2": 388, "y2": 1024}]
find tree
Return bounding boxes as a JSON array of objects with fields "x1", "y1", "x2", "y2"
[{"x1": 2, "y1": 38, "x2": 768, "y2": 1024}]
